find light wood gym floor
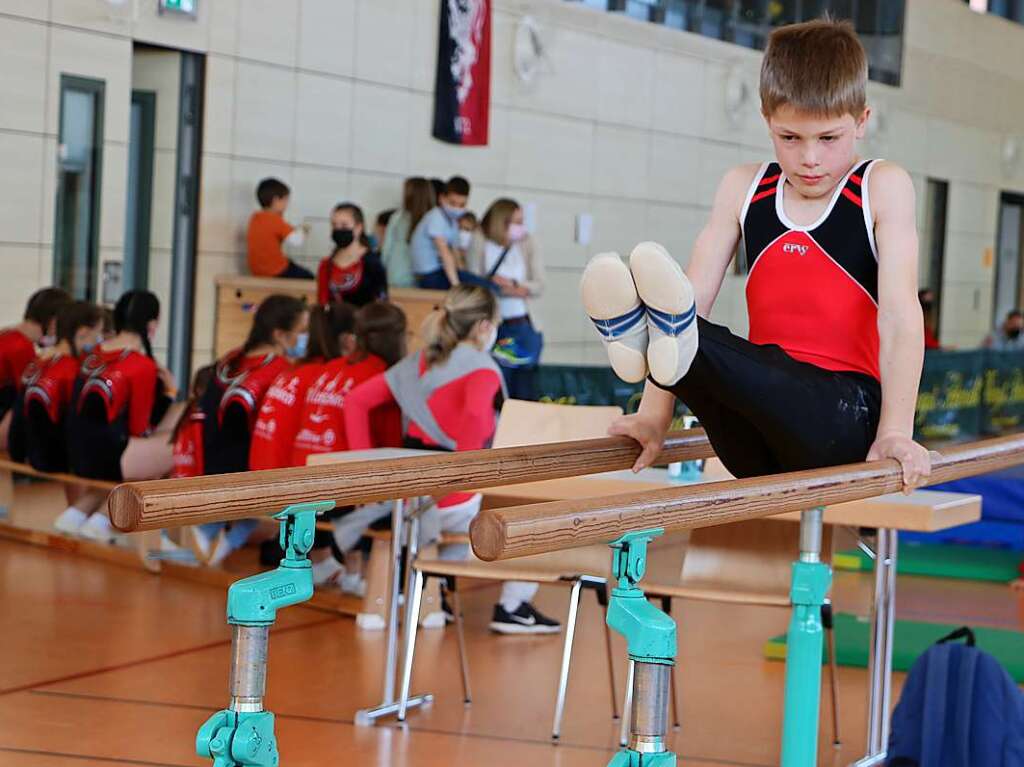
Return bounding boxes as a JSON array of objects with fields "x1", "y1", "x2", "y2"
[{"x1": 1, "y1": 525, "x2": 1023, "y2": 767}]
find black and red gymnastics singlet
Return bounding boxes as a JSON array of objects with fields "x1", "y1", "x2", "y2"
[{"x1": 741, "y1": 160, "x2": 881, "y2": 381}]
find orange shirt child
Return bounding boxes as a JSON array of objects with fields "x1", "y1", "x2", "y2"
[{"x1": 247, "y1": 210, "x2": 295, "y2": 277}]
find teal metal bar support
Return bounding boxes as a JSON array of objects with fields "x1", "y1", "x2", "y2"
[
  {"x1": 196, "y1": 501, "x2": 335, "y2": 767},
  {"x1": 606, "y1": 529, "x2": 678, "y2": 767},
  {"x1": 780, "y1": 507, "x2": 831, "y2": 767}
]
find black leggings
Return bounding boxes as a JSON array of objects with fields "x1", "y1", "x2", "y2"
[{"x1": 658, "y1": 317, "x2": 882, "y2": 479}]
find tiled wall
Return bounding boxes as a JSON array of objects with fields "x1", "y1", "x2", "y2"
[{"x1": 0, "y1": 0, "x2": 1023, "y2": 369}]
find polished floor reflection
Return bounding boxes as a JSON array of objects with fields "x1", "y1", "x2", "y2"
[{"x1": 1, "y1": 536, "x2": 1022, "y2": 767}]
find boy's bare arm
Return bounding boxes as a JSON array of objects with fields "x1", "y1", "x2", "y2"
[
  {"x1": 611, "y1": 164, "x2": 758, "y2": 470},
  {"x1": 434, "y1": 237, "x2": 460, "y2": 285},
  {"x1": 867, "y1": 162, "x2": 931, "y2": 490},
  {"x1": 686, "y1": 164, "x2": 760, "y2": 315}
]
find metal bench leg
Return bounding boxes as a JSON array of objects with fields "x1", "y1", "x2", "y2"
[
  {"x1": 552, "y1": 578, "x2": 583, "y2": 741},
  {"x1": 445, "y1": 576, "x2": 472, "y2": 705}
]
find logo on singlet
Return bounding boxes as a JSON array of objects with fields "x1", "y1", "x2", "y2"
[{"x1": 782, "y1": 243, "x2": 809, "y2": 256}]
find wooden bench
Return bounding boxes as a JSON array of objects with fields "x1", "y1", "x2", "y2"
[
  {"x1": 213, "y1": 274, "x2": 445, "y2": 357},
  {"x1": 0, "y1": 452, "x2": 166, "y2": 573}
]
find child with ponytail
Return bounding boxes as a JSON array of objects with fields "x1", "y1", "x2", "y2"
[
  {"x1": 344, "y1": 286, "x2": 560, "y2": 633},
  {"x1": 61, "y1": 291, "x2": 183, "y2": 541}
]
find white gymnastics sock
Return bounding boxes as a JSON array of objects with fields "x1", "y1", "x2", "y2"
[
  {"x1": 580, "y1": 252, "x2": 650, "y2": 383},
  {"x1": 628, "y1": 241, "x2": 699, "y2": 386}
]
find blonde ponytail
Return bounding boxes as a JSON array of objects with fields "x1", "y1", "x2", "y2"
[{"x1": 421, "y1": 285, "x2": 497, "y2": 367}]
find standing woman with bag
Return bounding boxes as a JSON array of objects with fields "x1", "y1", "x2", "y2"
[{"x1": 471, "y1": 198, "x2": 546, "y2": 400}]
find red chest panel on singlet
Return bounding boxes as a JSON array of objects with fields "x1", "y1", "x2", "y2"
[{"x1": 742, "y1": 161, "x2": 881, "y2": 381}]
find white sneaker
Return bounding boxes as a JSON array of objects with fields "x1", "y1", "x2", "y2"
[
  {"x1": 312, "y1": 558, "x2": 345, "y2": 587},
  {"x1": 580, "y1": 252, "x2": 650, "y2": 383},
  {"x1": 53, "y1": 507, "x2": 89, "y2": 536},
  {"x1": 629, "y1": 241, "x2": 699, "y2": 386},
  {"x1": 79, "y1": 513, "x2": 116, "y2": 544},
  {"x1": 340, "y1": 571, "x2": 367, "y2": 597}
]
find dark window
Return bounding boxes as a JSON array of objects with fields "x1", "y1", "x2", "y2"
[{"x1": 568, "y1": 0, "x2": 906, "y2": 85}]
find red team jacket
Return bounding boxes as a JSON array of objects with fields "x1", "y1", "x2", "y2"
[
  {"x1": 248, "y1": 359, "x2": 328, "y2": 471},
  {"x1": 0, "y1": 329, "x2": 36, "y2": 415},
  {"x1": 172, "y1": 407, "x2": 206, "y2": 478},
  {"x1": 290, "y1": 354, "x2": 401, "y2": 468}
]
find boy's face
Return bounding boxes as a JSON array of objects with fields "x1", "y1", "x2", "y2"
[
  {"x1": 765, "y1": 104, "x2": 868, "y2": 199},
  {"x1": 271, "y1": 194, "x2": 289, "y2": 214},
  {"x1": 442, "y1": 192, "x2": 468, "y2": 211}
]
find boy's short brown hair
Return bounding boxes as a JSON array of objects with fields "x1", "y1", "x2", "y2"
[{"x1": 760, "y1": 18, "x2": 867, "y2": 118}]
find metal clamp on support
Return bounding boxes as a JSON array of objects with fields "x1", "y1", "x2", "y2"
[
  {"x1": 780, "y1": 507, "x2": 832, "y2": 767},
  {"x1": 606, "y1": 529, "x2": 677, "y2": 767},
  {"x1": 197, "y1": 501, "x2": 335, "y2": 767}
]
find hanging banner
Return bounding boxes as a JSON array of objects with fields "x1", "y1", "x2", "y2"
[{"x1": 432, "y1": 0, "x2": 491, "y2": 146}]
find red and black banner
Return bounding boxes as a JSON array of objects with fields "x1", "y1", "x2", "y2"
[{"x1": 432, "y1": 0, "x2": 491, "y2": 146}]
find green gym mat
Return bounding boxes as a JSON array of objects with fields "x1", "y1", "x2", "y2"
[
  {"x1": 833, "y1": 542, "x2": 1023, "y2": 583},
  {"x1": 763, "y1": 613, "x2": 1024, "y2": 682}
]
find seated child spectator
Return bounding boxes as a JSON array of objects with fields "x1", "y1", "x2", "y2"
[
  {"x1": 61, "y1": 291, "x2": 182, "y2": 542},
  {"x1": 410, "y1": 176, "x2": 496, "y2": 292},
  {"x1": 8, "y1": 300, "x2": 104, "y2": 474},
  {"x1": 292, "y1": 301, "x2": 406, "y2": 467},
  {"x1": 283, "y1": 302, "x2": 406, "y2": 591},
  {"x1": 344, "y1": 286, "x2": 560, "y2": 634},
  {"x1": 0, "y1": 287, "x2": 70, "y2": 449},
  {"x1": 247, "y1": 178, "x2": 313, "y2": 279},
  {"x1": 249, "y1": 302, "x2": 357, "y2": 471},
  {"x1": 455, "y1": 211, "x2": 478, "y2": 270},
  {"x1": 170, "y1": 365, "x2": 215, "y2": 480},
  {"x1": 192, "y1": 295, "x2": 308, "y2": 565},
  {"x1": 316, "y1": 203, "x2": 388, "y2": 307}
]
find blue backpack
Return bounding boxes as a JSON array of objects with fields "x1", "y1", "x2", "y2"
[{"x1": 888, "y1": 626, "x2": 1024, "y2": 767}]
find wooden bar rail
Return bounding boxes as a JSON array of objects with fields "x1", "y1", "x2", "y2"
[
  {"x1": 468, "y1": 433, "x2": 1024, "y2": 562},
  {"x1": 108, "y1": 430, "x2": 712, "y2": 532}
]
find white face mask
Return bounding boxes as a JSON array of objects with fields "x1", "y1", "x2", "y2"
[
  {"x1": 458, "y1": 230, "x2": 473, "y2": 250},
  {"x1": 38, "y1": 334, "x2": 56, "y2": 348},
  {"x1": 508, "y1": 223, "x2": 527, "y2": 242}
]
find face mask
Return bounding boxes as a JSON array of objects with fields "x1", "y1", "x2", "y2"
[
  {"x1": 458, "y1": 230, "x2": 473, "y2": 249},
  {"x1": 444, "y1": 205, "x2": 466, "y2": 220},
  {"x1": 481, "y1": 324, "x2": 498, "y2": 351},
  {"x1": 1008, "y1": 328, "x2": 1022, "y2": 340},
  {"x1": 508, "y1": 223, "x2": 527, "y2": 242},
  {"x1": 287, "y1": 332, "x2": 309, "y2": 359},
  {"x1": 332, "y1": 228, "x2": 355, "y2": 249},
  {"x1": 39, "y1": 334, "x2": 56, "y2": 348},
  {"x1": 80, "y1": 339, "x2": 100, "y2": 355}
]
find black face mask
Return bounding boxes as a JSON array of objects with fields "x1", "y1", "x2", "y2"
[
  {"x1": 1008, "y1": 327, "x2": 1021, "y2": 340},
  {"x1": 332, "y1": 228, "x2": 355, "y2": 249}
]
